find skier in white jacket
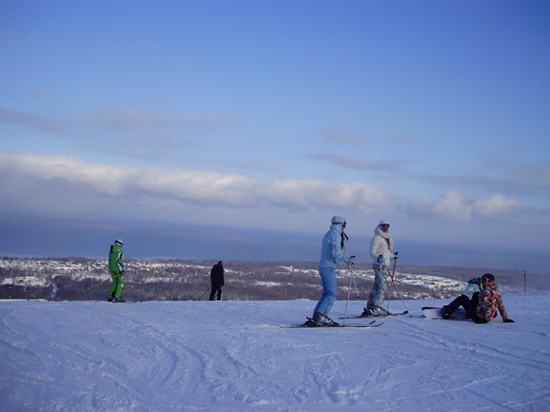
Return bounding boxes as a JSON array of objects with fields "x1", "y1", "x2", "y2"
[{"x1": 362, "y1": 220, "x2": 397, "y2": 316}]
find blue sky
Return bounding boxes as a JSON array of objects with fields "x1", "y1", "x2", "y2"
[{"x1": 1, "y1": 0, "x2": 549, "y2": 272}]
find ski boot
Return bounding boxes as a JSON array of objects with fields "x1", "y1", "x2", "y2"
[
  {"x1": 362, "y1": 307, "x2": 390, "y2": 317},
  {"x1": 311, "y1": 312, "x2": 339, "y2": 327},
  {"x1": 441, "y1": 305, "x2": 451, "y2": 320}
]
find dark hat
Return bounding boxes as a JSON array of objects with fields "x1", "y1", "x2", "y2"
[{"x1": 482, "y1": 273, "x2": 495, "y2": 282}]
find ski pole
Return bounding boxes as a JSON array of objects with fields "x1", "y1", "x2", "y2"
[
  {"x1": 86, "y1": 274, "x2": 121, "y2": 298},
  {"x1": 386, "y1": 256, "x2": 398, "y2": 312},
  {"x1": 391, "y1": 280, "x2": 409, "y2": 313},
  {"x1": 350, "y1": 272, "x2": 360, "y2": 300},
  {"x1": 342, "y1": 243, "x2": 357, "y2": 324},
  {"x1": 86, "y1": 278, "x2": 111, "y2": 298},
  {"x1": 198, "y1": 285, "x2": 211, "y2": 301},
  {"x1": 85, "y1": 278, "x2": 110, "y2": 293},
  {"x1": 386, "y1": 254, "x2": 409, "y2": 313},
  {"x1": 87, "y1": 282, "x2": 107, "y2": 298}
]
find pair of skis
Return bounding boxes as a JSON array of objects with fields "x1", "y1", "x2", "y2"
[
  {"x1": 281, "y1": 309, "x2": 409, "y2": 328},
  {"x1": 282, "y1": 318, "x2": 383, "y2": 329},
  {"x1": 341, "y1": 310, "x2": 409, "y2": 320}
]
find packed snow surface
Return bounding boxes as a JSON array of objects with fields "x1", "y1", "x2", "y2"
[{"x1": 1, "y1": 294, "x2": 549, "y2": 412}]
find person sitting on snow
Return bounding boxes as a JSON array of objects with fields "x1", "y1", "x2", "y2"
[{"x1": 442, "y1": 273, "x2": 514, "y2": 323}]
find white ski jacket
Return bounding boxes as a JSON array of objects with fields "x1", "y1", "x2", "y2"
[{"x1": 369, "y1": 226, "x2": 395, "y2": 265}]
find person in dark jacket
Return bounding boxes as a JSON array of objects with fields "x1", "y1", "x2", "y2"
[
  {"x1": 209, "y1": 261, "x2": 225, "y2": 301},
  {"x1": 442, "y1": 273, "x2": 514, "y2": 323}
]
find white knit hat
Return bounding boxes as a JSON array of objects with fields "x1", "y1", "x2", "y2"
[{"x1": 331, "y1": 216, "x2": 346, "y2": 225}]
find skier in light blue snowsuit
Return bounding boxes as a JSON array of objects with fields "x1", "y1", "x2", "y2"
[{"x1": 311, "y1": 216, "x2": 348, "y2": 326}]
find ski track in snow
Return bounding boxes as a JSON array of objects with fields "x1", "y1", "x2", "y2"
[{"x1": 0, "y1": 294, "x2": 549, "y2": 412}]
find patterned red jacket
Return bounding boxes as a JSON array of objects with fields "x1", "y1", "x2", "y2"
[{"x1": 477, "y1": 281, "x2": 509, "y2": 322}]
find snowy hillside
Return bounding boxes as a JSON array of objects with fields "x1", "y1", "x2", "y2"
[{"x1": 1, "y1": 294, "x2": 548, "y2": 412}]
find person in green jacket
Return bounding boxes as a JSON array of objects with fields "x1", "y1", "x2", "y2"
[{"x1": 108, "y1": 239, "x2": 125, "y2": 302}]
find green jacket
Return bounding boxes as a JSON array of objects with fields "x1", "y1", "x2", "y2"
[{"x1": 109, "y1": 244, "x2": 124, "y2": 275}]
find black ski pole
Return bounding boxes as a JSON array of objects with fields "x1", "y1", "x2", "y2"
[
  {"x1": 386, "y1": 253, "x2": 409, "y2": 314},
  {"x1": 386, "y1": 256, "x2": 398, "y2": 312},
  {"x1": 342, "y1": 242, "x2": 357, "y2": 324},
  {"x1": 198, "y1": 285, "x2": 211, "y2": 301}
]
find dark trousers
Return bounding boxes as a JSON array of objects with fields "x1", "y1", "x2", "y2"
[
  {"x1": 446, "y1": 292, "x2": 487, "y2": 323},
  {"x1": 209, "y1": 283, "x2": 223, "y2": 301}
]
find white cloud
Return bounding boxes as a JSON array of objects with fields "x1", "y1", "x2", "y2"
[
  {"x1": 473, "y1": 193, "x2": 523, "y2": 219},
  {"x1": 433, "y1": 191, "x2": 473, "y2": 221},
  {"x1": 0, "y1": 152, "x2": 391, "y2": 215},
  {"x1": 406, "y1": 190, "x2": 525, "y2": 222}
]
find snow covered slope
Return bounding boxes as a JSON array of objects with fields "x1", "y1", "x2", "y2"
[{"x1": 1, "y1": 294, "x2": 548, "y2": 412}]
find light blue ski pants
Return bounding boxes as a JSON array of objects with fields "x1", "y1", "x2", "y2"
[
  {"x1": 367, "y1": 263, "x2": 388, "y2": 310},
  {"x1": 314, "y1": 266, "x2": 338, "y2": 316}
]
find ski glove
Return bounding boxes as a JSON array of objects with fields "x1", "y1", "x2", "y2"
[
  {"x1": 393, "y1": 251, "x2": 398, "y2": 259},
  {"x1": 377, "y1": 255, "x2": 385, "y2": 265},
  {"x1": 468, "y1": 277, "x2": 481, "y2": 286},
  {"x1": 503, "y1": 319, "x2": 515, "y2": 323}
]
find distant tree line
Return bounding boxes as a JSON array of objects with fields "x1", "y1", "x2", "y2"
[{"x1": 0, "y1": 257, "x2": 545, "y2": 302}]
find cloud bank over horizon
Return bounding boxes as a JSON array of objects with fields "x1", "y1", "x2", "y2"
[{"x1": 0, "y1": 151, "x2": 536, "y2": 229}]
